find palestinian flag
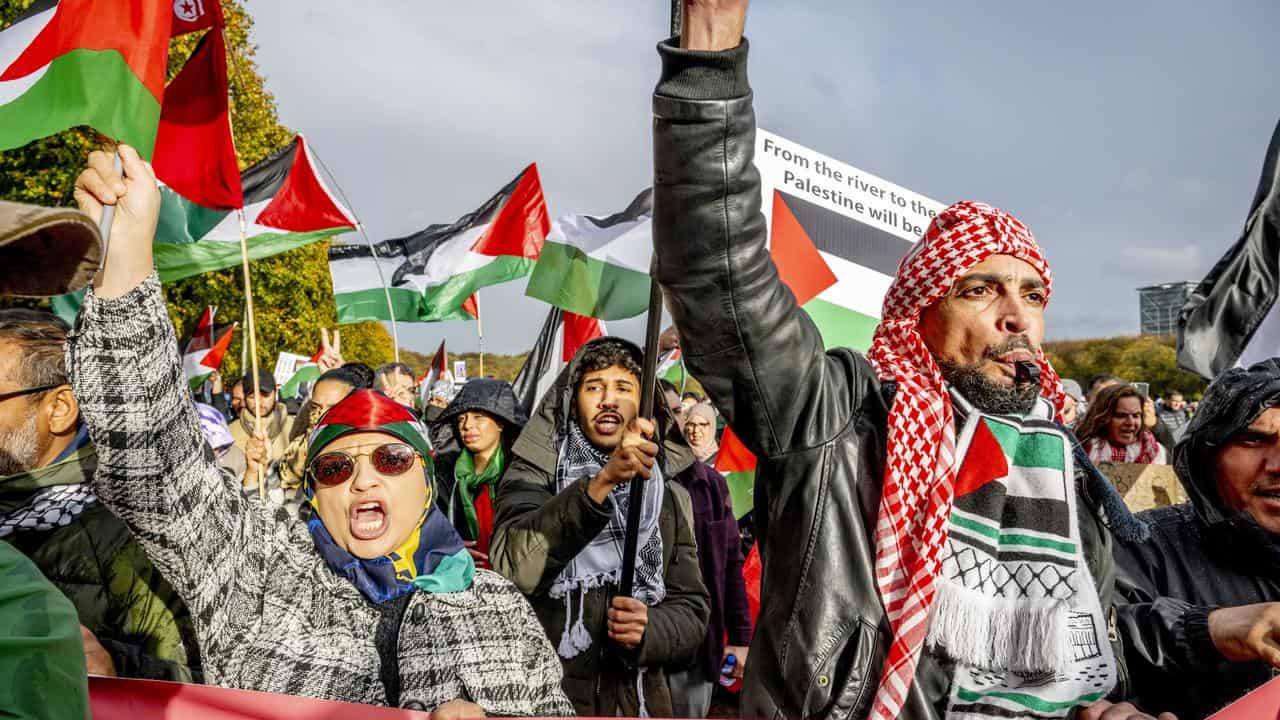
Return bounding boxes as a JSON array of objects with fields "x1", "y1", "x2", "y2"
[
  {"x1": 1178, "y1": 115, "x2": 1280, "y2": 378},
  {"x1": 715, "y1": 425, "x2": 757, "y2": 520},
  {"x1": 279, "y1": 347, "x2": 324, "y2": 401},
  {"x1": 657, "y1": 348, "x2": 689, "y2": 392},
  {"x1": 512, "y1": 306, "x2": 605, "y2": 416},
  {"x1": 330, "y1": 164, "x2": 550, "y2": 323},
  {"x1": 755, "y1": 129, "x2": 945, "y2": 352},
  {"x1": 415, "y1": 340, "x2": 449, "y2": 408},
  {"x1": 0, "y1": 0, "x2": 171, "y2": 155},
  {"x1": 525, "y1": 189, "x2": 652, "y2": 320},
  {"x1": 181, "y1": 306, "x2": 235, "y2": 391},
  {"x1": 153, "y1": 134, "x2": 357, "y2": 281}
]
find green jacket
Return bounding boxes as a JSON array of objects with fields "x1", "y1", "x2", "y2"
[
  {"x1": 0, "y1": 541, "x2": 90, "y2": 719},
  {"x1": 0, "y1": 444, "x2": 198, "y2": 682},
  {"x1": 491, "y1": 337, "x2": 710, "y2": 717}
]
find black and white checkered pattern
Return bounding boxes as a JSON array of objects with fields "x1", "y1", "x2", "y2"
[{"x1": 66, "y1": 274, "x2": 573, "y2": 715}]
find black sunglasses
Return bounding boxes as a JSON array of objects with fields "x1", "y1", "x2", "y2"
[{"x1": 0, "y1": 384, "x2": 61, "y2": 403}]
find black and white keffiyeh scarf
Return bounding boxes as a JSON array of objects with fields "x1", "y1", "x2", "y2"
[
  {"x1": 0, "y1": 483, "x2": 97, "y2": 538},
  {"x1": 549, "y1": 422, "x2": 665, "y2": 660}
]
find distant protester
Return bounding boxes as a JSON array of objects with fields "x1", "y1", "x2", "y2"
[
  {"x1": 1157, "y1": 389, "x2": 1192, "y2": 441},
  {"x1": 430, "y1": 379, "x2": 526, "y2": 569},
  {"x1": 683, "y1": 402, "x2": 719, "y2": 465},
  {"x1": 1060, "y1": 378, "x2": 1085, "y2": 427},
  {"x1": 374, "y1": 362, "x2": 418, "y2": 409},
  {"x1": 1078, "y1": 384, "x2": 1168, "y2": 465}
]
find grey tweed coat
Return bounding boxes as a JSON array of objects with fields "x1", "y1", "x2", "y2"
[{"x1": 67, "y1": 274, "x2": 574, "y2": 715}]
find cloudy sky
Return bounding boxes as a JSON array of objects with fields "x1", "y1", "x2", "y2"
[{"x1": 244, "y1": 2, "x2": 1279, "y2": 355}]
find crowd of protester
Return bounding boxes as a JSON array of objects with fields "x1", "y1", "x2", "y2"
[{"x1": 4, "y1": 6, "x2": 1280, "y2": 720}]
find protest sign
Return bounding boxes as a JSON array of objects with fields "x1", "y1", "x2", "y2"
[
  {"x1": 273, "y1": 351, "x2": 313, "y2": 386},
  {"x1": 454, "y1": 360, "x2": 467, "y2": 382},
  {"x1": 754, "y1": 129, "x2": 945, "y2": 352}
]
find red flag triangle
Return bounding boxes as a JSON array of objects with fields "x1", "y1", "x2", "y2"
[
  {"x1": 184, "y1": 306, "x2": 215, "y2": 354},
  {"x1": 255, "y1": 135, "x2": 357, "y2": 233},
  {"x1": 153, "y1": 29, "x2": 243, "y2": 211},
  {"x1": 199, "y1": 323, "x2": 236, "y2": 372},
  {"x1": 562, "y1": 311, "x2": 605, "y2": 362},
  {"x1": 770, "y1": 190, "x2": 837, "y2": 305},
  {"x1": 469, "y1": 164, "x2": 550, "y2": 259},
  {"x1": 954, "y1": 420, "x2": 1010, "y2": 498},
  {"x1": 462, "y1": 294, "x2": 480, "y2": 319}
]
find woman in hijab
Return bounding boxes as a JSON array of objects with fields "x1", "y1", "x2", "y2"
[
  {"x1": 683, "y1": 402, "x2": 720, "y2": 465},
  {"x1": 430, "y1": 379, "x2": 526, "y2": 570},
  {"x1": 70, "y1": 277, "x2": 572, "y2": 713},
  {"x1": 1077, "y1": 383, "x2": 1168, "y2": 465}
]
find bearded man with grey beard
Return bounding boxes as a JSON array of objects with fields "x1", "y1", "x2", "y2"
[{"x1": 0, "y1": 309, "x2": 197, "y2": 682}]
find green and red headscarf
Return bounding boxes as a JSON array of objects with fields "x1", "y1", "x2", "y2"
[{"x1": 304, "y1": 389, "x2": 472, "y2": 603}]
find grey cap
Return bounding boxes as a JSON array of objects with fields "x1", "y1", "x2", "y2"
[
  {"x1": 1061, "y1": 379, "x2": 1085, "y2": 401},
  {"x1": 0, "y1": 200, "x2": 101, "y2": 297}
]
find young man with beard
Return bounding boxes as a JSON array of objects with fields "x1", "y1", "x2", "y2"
[
  {"x1": 650, "y1": 3, "x2": 1168, "y2": 719},
  {"x1": 492, "y1": 338, "x2": 710, "y2": 717},
  {"x1": 1115, "y1": 359, "x2": 1280, "y2": 718},
  {"x1": 0, "y1": 309, "x2": 196, "y2": 682}
]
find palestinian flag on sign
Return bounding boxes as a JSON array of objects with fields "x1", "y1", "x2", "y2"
[
  {"x1": 153, "y1": 134, "x2": 357, "y2": 281},
  {"x1": 525, "y1": 189, "x2": 653, "y2": 320},
  {"x1": 279, "y1": 348, "x2": 324, "y2": 401},
  {"x1": 181, "y1": 306, "x2": 235, "y2": 391},
  {"x1": 0, "y1": 0, "x2": 171, "y2": 155},
  {"x1": 329, "y1": 164, "x2": 550, "y2": 323}
]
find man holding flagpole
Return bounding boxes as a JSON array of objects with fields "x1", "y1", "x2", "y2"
[{"x1": 650, "y1": 3, "x2": 1175, "y2": 719}]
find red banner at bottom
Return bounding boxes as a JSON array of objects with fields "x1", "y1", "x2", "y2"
[{"x1": 90, "y1": 676, "x2": 432, "y2": 719}]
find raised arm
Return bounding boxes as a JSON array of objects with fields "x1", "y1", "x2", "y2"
[
  {"x1": 67, "y1": 147, "x2": 271, "y2": 619},
  {"x1": 652, "y1": 5, "x2": 869, "y2": 458}
]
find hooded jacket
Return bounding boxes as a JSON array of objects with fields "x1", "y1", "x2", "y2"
[
  {"x1": 651, "y1": 39, "x2": 1138, "y2": 719},
  {"x1": 431, "y1": 379, "x2": 527, "y2": 549},
  {"x1": 491, "y1": 336, "x2": 711, "y2": 717},
  {"x1": 0, "y1": 436, "x2": 197, "y2": 682},
  {"x1": 1115, "y1": 359, "x2": 1280, "y2": 719}
]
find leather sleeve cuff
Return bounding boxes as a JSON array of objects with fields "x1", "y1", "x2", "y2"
[
  {"x1": 1181, "y1": 605, "x2": 1220, "y2": 661},
  {"x1": 655, "y1": 36, "x2": 751, "y2": 100}
]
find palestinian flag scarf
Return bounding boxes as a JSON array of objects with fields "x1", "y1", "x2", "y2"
[
  {"x1": 935, "y1": 390, "x2": 1115, "y2": 719},
  {"x1": 304, "y1": 389, "x2": 473, "y2": 604},
  {"x1": 865, "y1": 201, "x2": 1071, "y2": 719}
]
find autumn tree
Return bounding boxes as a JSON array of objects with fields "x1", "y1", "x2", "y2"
[{"x1": 0, "y1": 0, "x2": 393, "y2": 378}]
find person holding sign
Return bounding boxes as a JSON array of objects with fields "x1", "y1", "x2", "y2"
[
  {"x1": 65, "y1": 146, "x2": 572, "y2": 717},
  {"x1": 650, "y1": 3, "x2": 1171, "y2": 719}
]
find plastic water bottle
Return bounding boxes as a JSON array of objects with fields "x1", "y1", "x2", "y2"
[{"x1": 719, "y1": 654, "x2": 738, "y2": 688}]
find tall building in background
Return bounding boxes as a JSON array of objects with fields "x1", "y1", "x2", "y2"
[{"x1": 1138, "y1": 281, "x2": 1198, "y2": 335}]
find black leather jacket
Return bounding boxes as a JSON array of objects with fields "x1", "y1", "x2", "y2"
[{"x1": 651, "y1": 39, "x2": 1131, "y2": 720}]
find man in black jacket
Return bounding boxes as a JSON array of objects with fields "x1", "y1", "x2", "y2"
[
  {"x1": 1117, "y1": 358, "x2": 1280, "y2": 718},
  {"x1": 651, "y1": 4, "x2": 1166, "y2": 719}
]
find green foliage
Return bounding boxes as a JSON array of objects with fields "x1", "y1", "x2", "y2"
[
  {"x1": 398, "y1": 347, "x2": 530, "y2": 382},
  {"x1": 0, "y1": 0, "x2": 393, "y2": 379},
  {"x1": 1045, "y1": 334, "x2": 1208, "y2": 399}
]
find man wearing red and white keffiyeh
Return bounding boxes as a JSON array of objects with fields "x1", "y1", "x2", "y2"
[{"x1": 652, "y1": 5, "x2": 1177, "y2": 720}]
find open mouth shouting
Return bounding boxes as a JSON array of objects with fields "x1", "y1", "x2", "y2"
[
  {"x1": 350, "y1": 498, "x2": 389, "y2": 541},
  {"x1": 592, "y1": 410, "x2": 625, "y2": 438}
]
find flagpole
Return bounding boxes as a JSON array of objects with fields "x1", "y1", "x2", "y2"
[
  {"x1": 237, "y1": 209, "x2": 266, "y2": 499},
  {"x1": 618, "y1": 0, "x2": 681, "y2": 604},
  {"x1": 307, "y1": 146, "x2": 402, "y2": 364},
  {"x1": 476, "y1": 290, "x2": 485, "y2": 378}
]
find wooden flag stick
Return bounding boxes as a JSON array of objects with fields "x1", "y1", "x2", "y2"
[{"x1": 237, "y1": 208, "x2": 266, "y2": 498}]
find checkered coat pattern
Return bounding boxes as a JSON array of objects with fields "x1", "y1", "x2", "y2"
[
  {"x1": 864, "y1": 201, "x2": 1066, "y2": 720},
  {"x1": 66, "y1": 274, "x2": 573, "y2": 715}
]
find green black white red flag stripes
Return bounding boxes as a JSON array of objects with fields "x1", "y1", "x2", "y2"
[
  {"x1": 181, "y1": 306, "x2": 235, "y2": 391},
  {"x1": 0, "y1": 0, "x2": 171, "y2": 155},
  {"x1": 329, "y1": 164, "x2": 550, "y2": 323},
  {"x1": 525, "y1": 188, "x2": 653, "y2": 320},
  {"x1": 512, "y1": 306, "x2": 605, "y2": 416},
  {"x1": 153, "y1": 134, "x2": 357, "y2": 281}
]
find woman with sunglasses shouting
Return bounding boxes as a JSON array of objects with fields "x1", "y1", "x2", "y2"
[{"x1": 66, "y1": 146, "x2": 573, "y2": 717}]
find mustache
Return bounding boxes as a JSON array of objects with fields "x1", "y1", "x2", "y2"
[{"x1": 982, "y1": 335, "x2": 1037, "y2": 360}]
